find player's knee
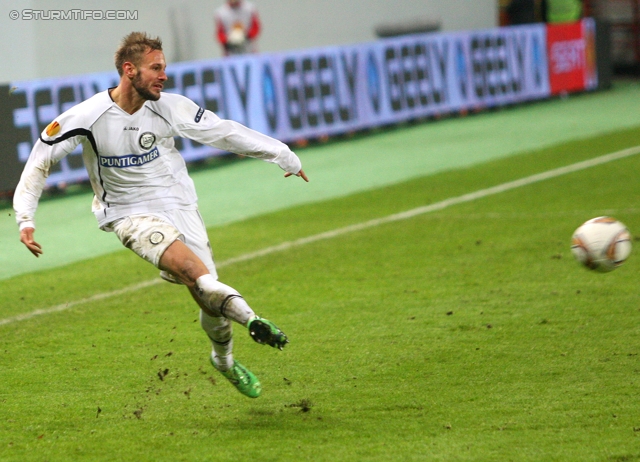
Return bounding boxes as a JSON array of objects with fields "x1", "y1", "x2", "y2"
[
  {"x1": 162, "y1": 254, "x2": 209, "y2": 287},
  {"x1": 180, "y1": 258, "x2": 205, "y2": 285}
]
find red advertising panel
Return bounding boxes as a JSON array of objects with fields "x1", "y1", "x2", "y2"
[{"x1": 547, "y1": 19, "x2": 597, "y2": 95}]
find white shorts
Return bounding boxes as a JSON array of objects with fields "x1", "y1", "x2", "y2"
[{"x1": 110, "y1": 209, "x2": 217, "y2": 283}]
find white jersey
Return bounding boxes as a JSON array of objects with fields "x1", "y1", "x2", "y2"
[
  {"x1": 215, "y1": 1, "x2": 258, "y2": 32},
  {"x1": 215, "y1": 1, "x2": 260, "y2": 54},
  {"x1": 13, "y1": 90, "x2": 301, "y2": 230}
]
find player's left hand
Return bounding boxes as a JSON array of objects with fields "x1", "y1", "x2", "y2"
[
  {"x1": 285, "y1": 169, "x2": 309, "y2": 182},
  {"x1": 20, "y1": 227, "x2": 43, "y2": 257}
]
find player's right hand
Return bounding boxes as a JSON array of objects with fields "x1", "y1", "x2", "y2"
[
  {"x1": 284, "y1": 169, "x2": 309, "y2": 182},
  {"x1": 20, "y1": 227, "x2": 43, "y2": 257}
]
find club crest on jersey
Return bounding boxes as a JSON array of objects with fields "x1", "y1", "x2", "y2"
[
  {"x1": 45, "y1": 121, "x2": 60, "y2": 137},
  {"x1": 149, "y1": 232, "x2": 164, "y2": 245},
  {"x1": 139, "y1": 132, "x2": 156, "y2": 149}
]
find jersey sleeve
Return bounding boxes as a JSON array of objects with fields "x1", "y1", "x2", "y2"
[
  {"x1": 168, "y1": 95, "x2": 302, "y2": 175},
  {"x1": 215, "y1": 17, "x2": 228, "y2": 46},
  {"x1": 13, "y1": 117, "x2": 84, "y2": 230},
  {"x1": 247, "y1": 9, "x2": 260, "y2": 40}
]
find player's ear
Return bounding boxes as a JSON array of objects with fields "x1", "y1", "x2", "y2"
[{"x1": 122, "y1": 61, "x2": 137, "y2": 78}]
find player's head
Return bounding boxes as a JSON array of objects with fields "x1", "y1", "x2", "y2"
[
  {"x1": 115, "y1": 32, "x2": 166, "y2": 101},
  {"x1": 115, "y1": 32, "x2": 163, "y2": 76},
  {"x1": 228, "y1": 0, "x2": 241, "y2": 7}
]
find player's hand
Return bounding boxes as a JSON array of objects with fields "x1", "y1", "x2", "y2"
[
  {"x1": 19, "y1": 227, "x2": 43, "y2": 257},
  {"x1": 284, "y1": 169, "x2": 309, "y2": 182}
]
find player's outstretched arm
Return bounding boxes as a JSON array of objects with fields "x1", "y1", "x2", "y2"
[
  {"x1": 19, "y1": 227, "x2": 43, "y2": 257},
  {"x1": 284, "y1": 169, "x2": 309, "y2": 182}
]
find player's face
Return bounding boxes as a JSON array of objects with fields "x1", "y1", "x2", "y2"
[{"x1": 131, "y1": 49, "x2": 167, "y2": 101}]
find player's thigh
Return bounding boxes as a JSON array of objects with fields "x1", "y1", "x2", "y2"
[
  {"x1": 111, "y1": 214, "x2": 182, "y2": 267},
  {"x1": 111, "y1": 210, "x2": 216, "y2": 281},
  {"x1": 167, "y1": 209, "x2": 217, "y2": 278}
]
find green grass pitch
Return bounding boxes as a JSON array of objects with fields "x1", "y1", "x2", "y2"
[{"x1": 1, "y1": 125, "x2": 640, "y2": 461}]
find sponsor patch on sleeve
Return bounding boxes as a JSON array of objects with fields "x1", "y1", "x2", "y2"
[
  {"x1": 194, "y1": 107, "x2": 204, "y2": 123},
  {"x1": 45, "y1": 121, "x2": 60, "y2": 137}
]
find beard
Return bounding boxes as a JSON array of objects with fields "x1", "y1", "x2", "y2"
[{"x1": 131, "y1": 73, "x2": 161, "y2": 101}]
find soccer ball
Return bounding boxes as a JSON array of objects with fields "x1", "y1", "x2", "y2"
[{"x1": 571, "y1": 216, "x2": 632, "y2": 272}]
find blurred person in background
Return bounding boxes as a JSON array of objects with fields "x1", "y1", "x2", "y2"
[
  {"x1": 215, "y1": 0, "x2": 261, "y2": 56},
  {"x1": 542, "y1": 0, "x2": 583, "y2": 23}
]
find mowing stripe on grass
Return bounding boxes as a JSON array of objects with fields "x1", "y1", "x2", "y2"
[{"x1": 2, "y1": 144, "x2": 639, "y2": 327}]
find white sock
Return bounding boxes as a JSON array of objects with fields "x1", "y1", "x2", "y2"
[
  {"x1": 200, "y1": 310, "x2": 234, "y2": 371},
  {"x1": 195, "y1": 274, "x2": 255, "y2": 325}
]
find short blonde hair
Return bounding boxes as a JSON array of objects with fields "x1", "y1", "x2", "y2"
[{"x1": 114, "y1": 32, "x2": 163, "y2": 76}]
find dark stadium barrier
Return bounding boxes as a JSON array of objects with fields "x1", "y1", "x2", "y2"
[
  {"x1": 0, "y1": 18, "x2": 606, "y2": 195},
  {"x1": 0, "y1": 85, "x2": 26, "y2": 196},
  {"x1": 595, "y1": 20, "x2": 612, "y2": 90}
]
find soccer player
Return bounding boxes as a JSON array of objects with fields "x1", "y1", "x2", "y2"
[{"x1": 13, "y1": 32, "x2": 308, "y2": 399}]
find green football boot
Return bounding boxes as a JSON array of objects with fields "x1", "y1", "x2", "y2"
[
  {"x1": 247, "y1": 316, "x2": 289, "y2": 350},
  {"x1": 213, "y1": 358, "x2": 261, "y2": 398}
]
